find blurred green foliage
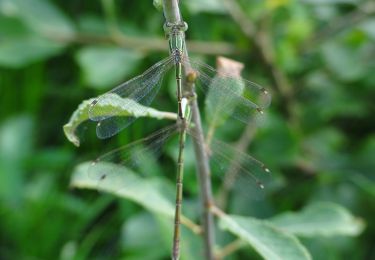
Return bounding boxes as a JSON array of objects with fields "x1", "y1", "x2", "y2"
[{"x1": 0, "y1": 0, "x2": 374, "y2": 259}]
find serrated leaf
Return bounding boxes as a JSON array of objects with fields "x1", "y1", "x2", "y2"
[
  {"x1": 70, "y1": 162, "x2": 175, "y2": 217},
  {"x1": 63, "y1": 95, "x2": 177, "y2": 146},
  {"x1": 218, "y1": 214, "x2": 311, "y2": 260},
  {"x1": 270, "y1": 202, "x2": 365, "y2": 237},
  {"x1": 3, "y1": 0, "x2": 76, "y2": 37},
  {"x1": 76, "y1": 46, "x2": 143, "y2": 89}
]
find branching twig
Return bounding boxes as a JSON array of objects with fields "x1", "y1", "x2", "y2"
[
  {"x1": 215, "y1": 239, "x2": 246, "y2": 259},
  {"x1": 181, "y1": 216, "x2": 203, "y2": 235}
]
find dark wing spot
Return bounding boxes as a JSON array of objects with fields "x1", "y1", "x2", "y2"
[
  {"x1": 91, "y1": 99, "x2": 98, "y2": 106},
  {"x1": 256, "y1": 107, "x2": 264, "y2": 114}
]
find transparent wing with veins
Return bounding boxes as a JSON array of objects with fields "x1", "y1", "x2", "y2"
[
  {"x1": 88, "y1": 124, "x2": 271, "y2": 201},
  {"x1": 89, "y1": 56, "x2": 175, "y2": 139},
  {"x1": 88, "y1": 124, "x2": 179, "y2": 193},
  {"x1": 183, "y1": 57, "x2": 271, "y2": 125}
]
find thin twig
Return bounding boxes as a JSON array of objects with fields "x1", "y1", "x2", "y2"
[
  {"x1": 215, "y1": 239, "x2": 246, "y2": 259},
  {"x1": 181, "y1": 216, "x2": 203, "y2": 235},
  {"x1": 48, "y1": 32, "x2": 238, "y2": 56}
]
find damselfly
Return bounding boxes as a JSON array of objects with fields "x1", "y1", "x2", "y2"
[
  {"x1": 88, "y1": 22, "x2": 271, "y2": 260},
  {"x1": 89, "y1": 23, "x2": 271, "y2": 139}
]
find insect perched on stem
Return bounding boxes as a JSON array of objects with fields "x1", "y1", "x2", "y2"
[{"x1": 88, "y1": 20, "x2": 271, "y2": 260}]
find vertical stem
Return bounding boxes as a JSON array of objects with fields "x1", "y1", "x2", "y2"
[
  {"x1": 172, "y1": 60, "x2": 185, "y2": 260},
  {"x1": 188, "y1": 94, "x2": 216, "y2": 260},
  {"x1": 162, "y1": 0, "x2": 181, "y2": 23},
  {"x1": 162, "y1": 1, "x2": 216, "y2": 259},
  {"x1": 172, "y1": 124, "x2": 186, "y2": 260}
]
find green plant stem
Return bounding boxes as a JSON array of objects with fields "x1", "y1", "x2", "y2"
[
  {"x1": 172, "y1": 121, "x2": 187, "y2": 260},
  {"x1": 162, "y1": 1, "x2": 216, "y2": 259},
  {"x1": 162, "y1": 0, "x2": 181, "y2": 23}
]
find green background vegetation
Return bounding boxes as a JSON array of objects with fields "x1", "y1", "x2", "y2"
[{"x1": 0, "y1": 0, "x2": 374, "y2": 259}]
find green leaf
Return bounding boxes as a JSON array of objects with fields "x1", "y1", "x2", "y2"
[
  {"x1": 321, "y1": 42, "x2": 366, "y2": 81},
  {"x1": 218, "y1": 214, "x2": 312, "y2": 260},
  {"x1": 205, "y1": 76, "x2": 244, "y2": 129},
  {"x1": 350, "y1": 174, "x2": 375, "y2": 198},
  {"x1": 301, "y1": 128, "x2": 346, "y2": 171},
  {"x1": 2, "y1": 0, "x2": 76, "y2": 37},
  {"x1": 359, "y1": 18, "x2": 375, "y2": 41},
  {"x1": 0, "y1": 116, "x2": 34, "y2": 205},
  {"x1": 183, "y1": 0, "x2": 226, "y2": 14},
  {"x1": 302, "y1": 0, "x2": 358, "y2": 4},
  {"x1": 122, "y1": 213, "x2": 167, "y2": 259},
  {"x1": 270, "y1": 202, "x2": 365, "y2": 237},
  {"x1": 253, "y1": 112, "x2": 299, "y2": 168},
  {"x1": 153, "y1": 0, "x2": 163, "y2": 11},
  {"x1": 63, "y1": 95, "x2": 177, "y2": 146},
  {"x1": 76, "y1": 46, "x2": 143, "y2": 89},
  {"x1": 0, "y1": 17, "x2": 64, "y2": 68},
  {"x1": 70, "y1": 162, "x2": 175, "y2": 217},
  {"x1": 304, "y1": 71, "x2": 366, "y2": 119}
]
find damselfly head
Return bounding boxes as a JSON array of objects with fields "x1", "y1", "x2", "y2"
[{"x1": 164, "y1": 21, "x2": 188, "y2": 34}]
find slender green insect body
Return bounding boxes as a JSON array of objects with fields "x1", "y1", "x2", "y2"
[
  {"x1": 166, "y1": 21, "x2": 189, "y2": 260},
  {"x1": 166, "y1": 22, "x2": 187, "y2": 120}
]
